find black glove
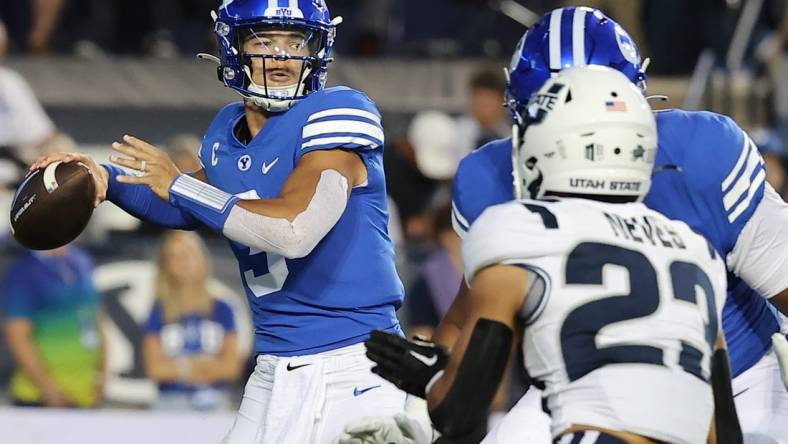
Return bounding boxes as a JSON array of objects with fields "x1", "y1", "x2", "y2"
[{"x1": 365, "y1": 330, "x2": 449, "y2": 398}]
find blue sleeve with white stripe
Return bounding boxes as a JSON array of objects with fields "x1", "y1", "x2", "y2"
[
  {"x1": 651, "y1": 110, "x2": 766, "y2": 255},
  {"x1": 296, "y1": 87, "x2": 384, "y2": 160}
]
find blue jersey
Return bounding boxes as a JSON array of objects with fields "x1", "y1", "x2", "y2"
[
  {"x1": 452, "y1": 109, "x2": 780, "y2": 377},
  {"x1": 144, "y1": 299, "x2": 236, "y2": 394},
  {"x1": 199, "y1": 87, "x2": 403, "y2": 356}
]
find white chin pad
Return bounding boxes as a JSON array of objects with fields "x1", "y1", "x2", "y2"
[
  {"x1": 222, "y1": 170, "x2": 349, "y2": 259},
  {"x1": 242, "y1": 65, "x2": 313, "y2": 112}
]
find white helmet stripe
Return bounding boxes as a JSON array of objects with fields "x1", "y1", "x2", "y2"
[
  {"x1": 548, "y1": 10, "x2": 562, "y2": 71},
  {"x1": 572, "y1": 8, "x2": 587, "y2": 65}
]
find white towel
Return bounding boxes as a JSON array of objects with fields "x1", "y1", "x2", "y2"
[{"x1": 260, "y1": 357, "x2": 327, "y2": 444}]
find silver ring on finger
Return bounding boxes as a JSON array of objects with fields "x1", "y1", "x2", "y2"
[{"x1": 140, "y1": 160, "x2": 147, "y2": 172}]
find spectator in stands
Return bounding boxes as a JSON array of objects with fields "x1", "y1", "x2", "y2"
[
  {"x1": 1, "y1": 245, "x2": 103, "y2": 408},
  {"x1": 142, "y1": 231, "x2": 243, "y2": 411},
  {"x1": 404, "y1": 204, "x2": 461, "y2": 340},
  {"x1": 29, "y1": 0, "x2": 66, "y2": 53},
  {"x1": 0, "y1": 18, "x2": 70, "y2": 188},
  {"x1": 0, "y1": 0, "x2": 66, "y2": 53},
  {"x1": 454, "y1": 69, "x2": 510, "y2": 156},
  {"x1": 167, "y1": 133, "x2": 202, "y2": 173}
]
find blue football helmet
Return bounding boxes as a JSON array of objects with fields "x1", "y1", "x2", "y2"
[
  {"x1": 507, "y1": 7, "x2": 647, "y2": 120},
  {"x1": 213, "y1": 0, "x2": 337, "y2": 112}
]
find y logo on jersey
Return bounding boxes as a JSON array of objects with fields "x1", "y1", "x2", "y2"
[
  {"x1": 262, "y1": 157, "x2": 279, "y2": 175},
  {"x1": 238, "y1": 155, "x2": 252, "y2": 171},
  {"x1": 211, "y1": 142, "x2": 220, "y2": 166}
]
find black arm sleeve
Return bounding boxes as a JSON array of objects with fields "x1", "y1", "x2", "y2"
[
  {"x1": 429, "y1": 318, "x2": 513, "y2": 439},
  {"x1": 711, "y1": 348, "x2": 743, "y2": 444}
]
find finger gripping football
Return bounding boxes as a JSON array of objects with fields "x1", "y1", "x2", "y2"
[{"x1": 10, "y1": 161, "x2": 95, "y2": 250}]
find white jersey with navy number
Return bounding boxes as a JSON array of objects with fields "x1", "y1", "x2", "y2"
[
  {"x1": 463, "y1": 198, "x2": 727, "y2": 444},
  {"x1": 453, "y1": 109, "x2": 784, "y2": 377},
  {"x1": 199, "y1": 86, "x2": 403, "y2": 356}
]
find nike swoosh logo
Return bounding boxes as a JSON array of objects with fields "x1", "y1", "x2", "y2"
[
  {"x1": 262, "y1": 157, "x2": 279, "y2": 175},
  {"x1": 409, "y1": 350, "x2": 438, "y2": 367},
  {"x1": 353, "y1": 385, "x2": 381, "y2": 397},
  {"x1": 286, "y1": 362, "x2": 311, "y2": 371}
]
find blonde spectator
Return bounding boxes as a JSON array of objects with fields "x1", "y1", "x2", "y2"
[{"x1": 142, "y1": 231, "x2": 243, "y2": 411}]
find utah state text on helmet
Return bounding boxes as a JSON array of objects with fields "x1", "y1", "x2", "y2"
[
  {"x1": 512, "y1": 65, "x2": 657, "y2": 201},
  {"x1": 213, "y1": 0, "x2": 338, "y2": 112}
]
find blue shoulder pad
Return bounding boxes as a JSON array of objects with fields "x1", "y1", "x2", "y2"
[
  {"x1": 653, "y1": 110, "x2": 765, "y2": 254},
  {"x1": 297, "y1": 87, "x2": 384, "y2": 159},
  {"x1": 452, "y1": 138, "x2": 515, "y2": 237}
]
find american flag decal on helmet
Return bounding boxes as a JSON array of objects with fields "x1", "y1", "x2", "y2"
[{"x1": 605, "y1": 100, "x2": 627, "y2": 112}]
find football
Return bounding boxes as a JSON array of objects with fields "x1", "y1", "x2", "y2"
[{"x1": 9, "y1": 161, "x2": 96, "y2": 251}]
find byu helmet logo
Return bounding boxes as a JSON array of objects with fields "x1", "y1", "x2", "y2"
[{"x1": 615, "y1": 25, "x2": 640, "y2": 65}]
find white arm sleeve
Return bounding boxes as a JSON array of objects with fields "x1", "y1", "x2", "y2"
[
  {"x1": 222, "y1": 169, "x2": 349, "y2": 259},
  {"x1": 727, "y1": 182, "x2": 788, "y2": 298}
]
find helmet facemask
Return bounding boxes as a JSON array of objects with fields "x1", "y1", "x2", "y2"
[{"x1": 237, "y1": 25, "x2": 326, "y2": 112}]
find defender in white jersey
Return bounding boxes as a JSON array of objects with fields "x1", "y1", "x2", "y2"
[
  {"x1": 363, "y1": 67, "x2": 740, "y2": 444},
  {"x1": 462, "y1": 198, "x2": 726, "y2": 443}
]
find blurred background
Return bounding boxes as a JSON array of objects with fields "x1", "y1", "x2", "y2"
[{"x1": 0, "y1": 0, "x2": 787, "y2": 442}]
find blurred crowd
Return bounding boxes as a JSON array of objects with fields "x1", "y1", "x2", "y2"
[
  {"x1": 0, "y1": 0, "x2": 787, "y2": 415},
  {"x1": 0, "y1": 0, "x2": 781, "y2": 64}
]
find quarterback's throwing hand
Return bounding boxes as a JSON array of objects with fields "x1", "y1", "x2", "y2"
[
  {"x1": 110, "y1": 135, "x2": 181, "y2": 201},
  {"x1": 365, "y1": 331, "x2": 448, "y2": 398}
]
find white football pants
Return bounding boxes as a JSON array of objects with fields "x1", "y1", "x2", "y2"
[
  {"x1": 222, "y1": 343, "x2": 407, "y2": 444},
  {"x1": 481, "y1": 350, "x2": 788, "y2": 444},
  {"x1": 732, "y1": 349, "x2": 788, "y2": 443}
]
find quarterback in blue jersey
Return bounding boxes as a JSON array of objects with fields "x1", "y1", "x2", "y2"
[
  {"x1": 441, "y1": 7, "x2": 788, "y2": 444},
  {"x1": 30, "y1": 1, "x2": 407, "y2": 443}
]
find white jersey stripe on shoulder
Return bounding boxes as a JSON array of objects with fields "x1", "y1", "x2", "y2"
[
  {"x1": 307, "y1": 108, "x2": 381, "y2": 124},
  {"x1": 723, "y1": 140, "x2": 761, "y2": 211},
  {"x1": 727, "y1": 167, "x2": 765, "y2": 223},
  {"x1": 548, "y1": 10, "x2": 563, "y2": 71},
  {"x1": 557, "y1": 434, "x2": 574, "y2": 444},
  {"x1": 721, "y1": 133, "x2": 751, "y2": 191},
  {"x1": 303, "y1": 120, "x2": 384, "y2": 141},
  {"x1": 572, "y1": 8, "x2": 587, "y2": 65},
  {"x1": 301, "y1": 136, "x2": 381, "y2": 150},
  {"x1": 452, "y1": 201, "x2": 470, "y2": 229}
]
